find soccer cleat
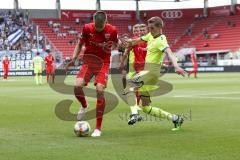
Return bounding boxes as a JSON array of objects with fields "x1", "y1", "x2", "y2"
[
  {"x1": 91, "y1": 129, "x2": 101, "y2": 137},
  {"x1": 77, "y1": 106, "x2": 88, "y2": 121},
  {"x1": 128, "y1": 114, "x2": 143, "y2": 125},
  {"x1": 172, "y1": 115, "x2": 184, "y2": 131}
]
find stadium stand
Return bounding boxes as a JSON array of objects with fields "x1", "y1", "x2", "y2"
[
  {"x1": 32, "y1": 8, "x2": 240, "y2": 59},
  {"x1": 32, "y1": 18, "x2": 81, "y2": 58},
  {"x1": 0, "y1": 10, "x2": 44, "y2": 52},
  {"x1": 186, "y1": 14, "x2": 240, "y2": 51}
]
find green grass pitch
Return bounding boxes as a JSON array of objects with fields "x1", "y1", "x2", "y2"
[{"x1": 0, "y1": 73, "x2": 240, "y2": 160}]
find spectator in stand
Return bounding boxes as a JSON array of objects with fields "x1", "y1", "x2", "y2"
[
  {"x1": 203, "y1": 43, "x2": 209, "y2": 47},
  {"x1": 53, "y1": 22, "x2": 60, "y2": 28},
  {"x1": 227, "y1": 20, "x2": 236, "y2": 27},
  {"x1": 76, "y1": 18, "x2": 80, "y2": 25},
  {"x1": 194, "y1": 14, "x2": 199, "y2": 20},
  {"x1": 202, "y1": 28, "x2": 208, "y2": 39},
  {"x1": 81, "y1": 20, "x2": 85, "y2": 26},
  {"x1": 228, "y1": 52, "x2": 233, "y2": 59},
  {"x1": 48, "y1": 20, "x2": 53, "y2": 27},
  {"x1": 53, "y1": 27, "x2": 59, "y2": 33},
  {"x1": 186, "y1": 23, "x2": 194, "y2": 36},
  {"x1": 4, "y1": 39, "x2": 9, "y2": 49},
  {"x1": 45, "y1": 43, "x2": 51, "y2": 53},
  {"x1": 63, "y1": 25, "x2": 71, "y2": 30},
  {"x1": 68, "y1": 39, "x2": 73, "y2": 45},
  {"x1": 173, "y1": 39, "x2": 178, "y2": 45},
  {"x1": 62, "y1": 32, "x2": 67, "y2": 38},
  {"x1": 210, "y1": 56, "x2": 217, "y2": 65},
  {"x1": 57, "y1": 32, "x2": 63, "y2": 38},
  {"x1": 211, "y1": 33, "x2": 219, "y2": 39},
  {"x1": 0, "y1": 37, "x2": 3, "y2": 50},
  {"x1": 25, "y1": 10, "x2": 29, "y2": 21},
  {"x1": 128, "y1": 25, "x2": 132, "y2": 32},
  {"x1": 68, "y1": 29, "x2": 78, "y2": 35}
]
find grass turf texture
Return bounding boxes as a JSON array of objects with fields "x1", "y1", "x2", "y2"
[{"x1": 0, "y1": 73, "x2": 240, "y2": 160}]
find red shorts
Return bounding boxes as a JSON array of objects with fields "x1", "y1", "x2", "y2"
[
  {"x1": 77, "y1": 63, "x2": 109, "y2": 86},
  {"x1": 134, "y1": 63, "x2": 145, "y2": 73},
  {"x1": 3, "y1": 68, "x2": 9, "y2": 75},
  {"x1": 46, "y1": 66, "x2": 55, "y2": 74},
  {"x1": 3, "y1": 68, "x2": 8, "y2": 73},
  {"x1": 193, "y1": 66, "x2": 198, "y2": 72}
]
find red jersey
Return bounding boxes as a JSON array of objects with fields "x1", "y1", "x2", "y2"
[
  {"x1": 80, "y1": 23, "x2": 118, "y2": 64},
  {"x1": 3, "y1": 58, "x2": 10, "y2": 68},
  {"x1": 128, "y1": 40, "x2": 147, "y2": 72},
  {"x1": 135, "y1": 42, "x2": 147, "y2": 64},
  {"x1": 191, "y1": 53, "x2": 198, "y2": 68},
  {"x1": 45, "y1": 55, "x2": 54, "y2": 68}
]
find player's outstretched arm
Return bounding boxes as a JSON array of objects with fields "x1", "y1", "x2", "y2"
[
  {"x1": 119, "y1": 48, "x2": 129, "y2": 70},
  {"x1": 65, "y1": 41, "x2": 84, "y2": 71},
  {"x1": 165, "y1": 48, "x2": 187, "y2": 77},
  {"x1": 72, "y1": 41, "x2": 84, "y2": 60},
  {"x1": 127, "y1": 37, "x2": 143, "y2": 47}
]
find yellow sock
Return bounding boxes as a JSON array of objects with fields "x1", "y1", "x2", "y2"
[
  {"x1": 39, "y1": 75, "x2": 42, "y2": 84},
  {"x1": 142, "y1": 105, "x2": 173, "y2": 121},
  {"x1": 35, "y1": 75, "x2": 39, "y2": 85}
]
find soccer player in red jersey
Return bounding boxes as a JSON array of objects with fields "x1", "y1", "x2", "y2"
[
  {"x1": 188, "y1": 52, "x2": 198, "y2": 78},
  {"x1": 44, "y1": 51, "x2": 55, "y2": 83},
  {"x1": 129, "y1": 24, "x2": 148, "y2": 106},
  {"x1": 132, "y1": 23, "x2": 148, "y2": 75},
  {"x1": 66, "y1": 11, "x2": 118, "y2": 137},
  {"x1": 120, "y1": 24, "x2": 148, "y2": 112},
  {"x1": 2, "y1": 56, "x2": 10, "y2": 80},
  {"x1": 120, "y1": 24, "x2": 141, "y2": 91}
]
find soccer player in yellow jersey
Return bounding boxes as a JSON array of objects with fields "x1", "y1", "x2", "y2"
[
  {"x1": 125, "y1": 17, "x2": 187, "y2": 131},
  {"x1": 32, "y1": 52, "x2": 44, "y2": 85}
]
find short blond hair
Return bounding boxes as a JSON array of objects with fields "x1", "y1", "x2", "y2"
[{"x1": 148, "y1": 16, "x2": 164, "y2": 28}]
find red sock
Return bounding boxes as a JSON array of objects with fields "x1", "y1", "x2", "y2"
[
  {"x1": 4, "y1": 73, "x2": 7, "y2": 79},
  {"x1": 189, "y1": 71, "x2": 194, "y2": 76},
  {"x1": 46, "y1": 74, "x2": 49, "y2": 82},
  {"x1": 194, "y1": 71, "x2": 197, "y2": 78},
  {"x1": 122, "y1": 77, "x2": 126, "y2": 89},
  {"x1": 96, "y1": 97, "x2": 105, "y2": 130},
  {"x1": 74, "y1": 87, "x2": 87, "y2": 108},
  {"x1": 52, "y1": 74, "x2": 55, "y2": 83},
  {"x1": 136, "y1": 91, "x2": 141, "y2": 106}
]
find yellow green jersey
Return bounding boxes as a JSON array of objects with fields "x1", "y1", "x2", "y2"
[
  {"x1": 33, "y1": 56, "x2": 44, "y2": 73},
  {"x1": 141, "y1": 33, "x2": 169, "y2": 65}
]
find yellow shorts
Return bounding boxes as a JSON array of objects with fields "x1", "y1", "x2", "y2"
[
  {"x1": 125, "y1": 69, "x2": 160, "y2": 97},
  {"x1": 34, "y1": 67, "x2": 42, "y2": 74},
  {"x1": 137, "y1": 70, "x2": 160, "y2": 97}
]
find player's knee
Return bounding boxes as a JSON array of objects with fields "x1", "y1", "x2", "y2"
[
  {"x1": 75, "y1": 78, "x2": 85, "y2": 87},
  {"x1": 122, "y1": 71, "x2": 127, "y2": 77},
  {"x1": 142, "y1": 105, "x2": 151, "y2": 113},
  {"x1": 96, "y1": 84, "x2": 105, "y2": 97},
  {"x1": 74, "y1": 86, "x2": 83, "y2": 97}
]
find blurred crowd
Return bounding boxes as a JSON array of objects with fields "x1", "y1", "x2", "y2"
[{"x1": 0, "y1": 10, "x2": 45, "y2": 52}]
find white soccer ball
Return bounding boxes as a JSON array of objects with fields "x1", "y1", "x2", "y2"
[{"x1": 74, "y1": 121, "x2": 91, "y2": 137}]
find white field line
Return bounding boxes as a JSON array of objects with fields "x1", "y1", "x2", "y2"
[
  {"x1": 173, "y1": 91, "x2": 240, "y2": 97},
  {"x1": 172, "y1": 92, "x2": 240, "y2": 100},
  {"x1": 173, "y1": 95, "x2": 240, "y2": 100}
]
